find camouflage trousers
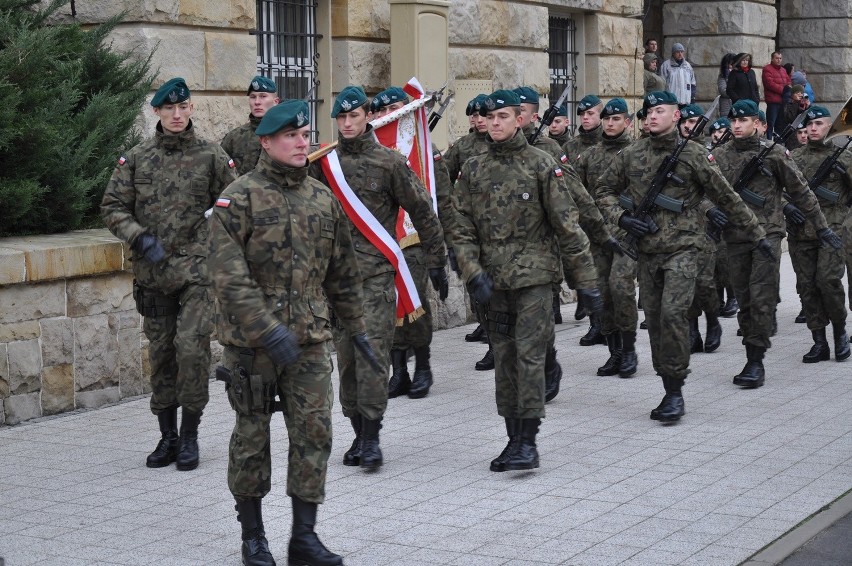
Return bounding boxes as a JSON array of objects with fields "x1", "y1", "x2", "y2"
[
  {"x1": 715, "y1": 239, "x2": 731, "y2": 292},
  {"x1": 789, "y1": 234, "x2": 848, "y2": 330},
  {"x1": 639, "y1": 250, "x2": 698, "y2": 381},
  {"x1": 224, "y1": 342, "x2": 333, "y2": 503},
  {"x1": 687, "y1": 242, "x2": 719, "y2": 319},
  {"x1": 591, "y1": 242, "x2": 638, "y2": 334},
  {"x1": 727, "y1": 236, "x2": 782, "y2": 349},
  {"x1": 334, "y1": 271, "x2": 394, "y2": 420},
  {"x1": 488, "y1": 284, "x2": 551, "y2": 419},
  {"x1": 144, "y1": 283, "x2": 211, "y2": 415},
  {"x1": 392, "y1": 245, "x2": 432, "y2": 350}
]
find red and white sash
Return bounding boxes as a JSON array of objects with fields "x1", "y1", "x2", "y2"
[{"x1": 319, "y1": 150, "x2": 424, "y2": 323}]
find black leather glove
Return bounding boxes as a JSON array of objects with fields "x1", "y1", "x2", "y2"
[
  {"x1": 467, "y1": 272, "x2": 494, "y2": 305},
  {"x1": 604, "y1": 237, "x2": 625, "y2": 256},
  {"x1": 261, "y1": 325, "x2": 301, "y2": 367},
  {"x1": 618, "y1": 212, "x2": 651, "y2": 239},
  {"x1": 132, "y1": 233, "x2": 166, "y2": 263},
  {"x1": 783, "y1": 203, "x2": 806, "y2": 226},
  {"x1": 352, "y1": 332, "x2": 383, "y2": 373},
  {"x1": 706, "y1": 207, "x2": 729, "y2": 230},
  {"x1": 447, "y1": 248, "x2": 461, "y2": 276},
  {"x1": 756, "y1": 238, "x2": 776, "y2": 261},
  {"x1": 429, "y1": 267, "x2": 449, "y2": 301},
  {"x1": 577, "y1": 288, "x2": 603, "y2": 315},
  {"x1": 817, "y1": 227, "x2": 843, "y2": 250}
]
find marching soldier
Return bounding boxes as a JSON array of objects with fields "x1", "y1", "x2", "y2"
[
  {"x1": 101, "y1": 77, "x2": 237, "y2": 471},
  {"x1": 548, "y1": 104, "x2": 571, "y2": 146},
  {"x1": 221, "y1": 76, "x2": 280, "y2": 175}
]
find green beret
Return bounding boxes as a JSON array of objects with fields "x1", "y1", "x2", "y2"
[
  {"x1": 255, "y1": 99, "x2": 311, "y2": 136},
  {"x1": 644, "y1": 91, "x2": 679, "y2": 108},
  {"x1": 465, "y1": 94, "x2": 488, "y2": 116},
  {"x1": 479, "y1": 89, "x2": 521, "y2": 116},
  {"x1": 331, "y1": 86, "x2": 368, "y2": 118},
  {"x1": 636, "y1": 107, "x2": 647, "y2": 120},
  {"x1": 729, "y1": 99, "x2": 759, "y2": 118},
  {"x1": 679, "y1": 104, "x2": 704, "y2": 120},
  {"x1": 804, "y1": 106, "x2": 831, "y2": 124},
  {"x1": 513, "y1": 86, "x2": 539, "y2": 104},
  {"x1": 371, "y1": 86, "x2": 408, "y2": 112},
  {"x1": 247, "y1": 76, "x2": 277, "y2": 95},
  {"x1": 577, "y1": 94, "x2": 602, "y2": 114},
  {"x1": 151, "y1": 77, "x2": 190, "y2": 107},
  {"x1": 555, "y1": 104, "x2": 568, "y2": 117},
  {"x1": 710, "y1": 117, "x2": 731, "y2": 132},
  {"x1": 601, "y1": 98, "x2": 628, "y2": 118},
  {"x1": 757, "y1": 110, "x2": 767, "y2": 124}
]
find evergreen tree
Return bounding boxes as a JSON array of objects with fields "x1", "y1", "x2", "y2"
[{"x1": 0, "y1": 0, "x2": 154, "y2": 236}]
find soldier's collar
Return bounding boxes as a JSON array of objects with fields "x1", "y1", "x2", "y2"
[
  {"x1": 732, "y1": 133, "x2": 760, "y2": 150},
  {"x1": 155, "y1": 120, "x2": 195, "y2": 149},
  {"x1": 257, "y1": 150, "x2": 309, "y2": 186},
  {"x1": 337, "y1": 124, "x2": 376, "y2": 154},
  {"x1": 249, "y1": 114, "x2": 263, "y2": 127},
  {"x1": 648, "y1": 127, "x2": 679, "y2": 149},
  {"x1": 487, "y1": 128, "x2": 527, "y2": 155}
]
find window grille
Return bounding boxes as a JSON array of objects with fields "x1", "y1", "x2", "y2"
[{"x1": 548, "y1": 16, "x2": 579, "y2": 135}]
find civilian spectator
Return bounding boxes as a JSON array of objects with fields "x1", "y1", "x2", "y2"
[
  {"x1": 791, "y1": 70, "x2": 815, "y2": 102},
  {"x1": 660, "y1": 42, "x2": 696, "y2": 105},
  {"x1": 726, "y1": 53, "x2": 759, "y2": 106},
  {"x1": 644, "y1": 53, "x2": 666, "y2": 94},
  {"x1": 717, "y1": 53, "x2": 737, "y2": 119},
  {"x1": 644, "y1": 38, "x2": 664, "y2": 74},
  {"x1": 762, "y1": 51, "x2": 790, "y2": 139}
]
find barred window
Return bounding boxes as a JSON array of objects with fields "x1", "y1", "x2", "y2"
[
  {"x1": 255, "y1": 0, "x2": 321, "y2": 142},
  {"x1": 548, "y1": 16, "x2": 579, "y2": 134}
]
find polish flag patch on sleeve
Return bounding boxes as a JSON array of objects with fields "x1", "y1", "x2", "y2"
[
  {"x1": 554, "y1": 167, "x2": 564, "y2": 177},
  {"x1": 215, "y1": 197, "x2": 232, "y2": 208},
  {"x1": 228, "y1": 159, "x2": 236, "y2": 168},
  {"x1": 560, "y1": 154, "x2": 568, "y2": 163},
  {"x1": 118, "y1": 156, "x2": 126, "y2": 165},
  {"x1": 707, "y1": 153, "x2": 715, "y2": 163}
]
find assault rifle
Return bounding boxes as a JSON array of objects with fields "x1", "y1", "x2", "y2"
[
  {"x1": 528, "y1": 83, "x2": 572, "y2": 145},
  {"x1": 621, "y1": 96, "x2": 720, "y2": 260},
  {"x1": 808, "y1": 136, "x2": 852, "y2": 204}
]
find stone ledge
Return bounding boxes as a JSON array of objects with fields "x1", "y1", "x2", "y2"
[{"x1": 0, "y1": 229, "x2": 127, "y2": 285}]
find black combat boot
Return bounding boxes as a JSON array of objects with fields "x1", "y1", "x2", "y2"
[
  {"x1": 795, "y1": 309, "x2": 807, "y2": 323},
  {"x1": 597, "y1": 333, "x2": 622, "y2": 376},
  {"x1": 475, "y1": 346, "x2": 494, "y2": 371},
  {"x1": 342, "y1": 415, "x2": 361, "y2": 466},
  {"x1": 489, "y1": 418, "x2": 519, "y2": 472},
  {"x1": 833, "y1": 323, "x2": 851, "y2": 361},
  {"x1": 465, "y1": 324, "x2": 487, "y2": 342},
  {"x1": 387, "y1": 349, "x2": 411, "y2": 398},
  {"x1": 721, "y1": 292, "x2": 739, "y2": 318},
  {"x1": 544, "y1": 347, "x2": 562, "y2": 402},
  {"x1": 704, "y1": 314, "x2": 722, "y2": 353},
  {"x1": 717, "y1": 287, "x2": 726, "y2": 314},
  {"x1": 176, "y1": 408, "x2": 201, "y2": 471},
  {"x1": 640, "y1": 318, "x2": 648, "y2": 330},
  {"x1": 408, "y1": 347, "x2": 433, "y2": 398},
  {"x1": 733, "y1": 344, "x2": 765, "y2": 388},
  {"x1": 802, "y1": 328, "x2": 830, "y2": 363},
  {"x1": 146, "y1": 406, "x2": 179, "y2": 468},
  {"x1": 359, "y1": 417, "x2": 383, "y2": 470},
  {"x1": 579, "y1": 315, "x2": 605, "y2": 346},
  {"x1": 235, "y1": 498, "x2": 275, "y2": 566},
  {"x1": 619, "y1": 330, "x2": 638, "y2": 378},
  {"x1": 651, "y1": 377, "x2": 685, "y2": 422},
  {"x1": 553, "y1": 292, "x2": 563, "y2": 324},
  {"x1": 689, "y1": 318, "x2": 704, "y2": 353},
  {"x1": 504, "y1": 418, "x2": 540, "y2": 471},
  {"x1": 288, "y1": 496, "x2": 343, "y2": 566},
  {"x1": 574, "y1": 297, "x2": 587, "y2": 321}
]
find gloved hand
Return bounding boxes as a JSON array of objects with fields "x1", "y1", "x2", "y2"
[
  {"x1": 467, "y1": 272, "x2": 494, "y2": 305},
  {"x1": 447, "y1": 248, "x2": 461, "y2": 276},
  {"x1": 577, "y1": 288, "x2": 604, "y2": 315},
  {"x1": 429, "y1": 267, "x2": 449, "y2": 301},
  {"x1": 817, "y1": 227, "x2": 843, "y2": 250},
  {"x1": 604, "y1": 237, "x2": 625, "y2": 256},
  {"x1": 132, "y1": 233, "x2": 166, "y2": 263},
  {"x1": 352, "y1": 332, "x2": 383, "y2": 373},
  {"x1": 756, "y1": 238, "x2": 776, "y2": 261},
  {"x1": 783, "y1": 203, "x2": 806, "y2": 226},
  {"x1": 706, "y1": 207, "x2": 729, "y2": 230},
  {"x1": 261, "y1": 325, "x2": 301, "y2": 367},
  {"x1": 618, "y1": 212, "x2": 651, "y2": 239}
]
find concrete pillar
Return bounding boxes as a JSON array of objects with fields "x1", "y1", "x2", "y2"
[{"x1": 389, "y1": 0, "x2": 450, "y2": 148}]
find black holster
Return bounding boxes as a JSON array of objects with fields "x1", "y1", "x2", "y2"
[
  {"x1": 133, "y1": 280, "x2": 179, "y2": 318},
  {"x1": 216, "y1": 348, "x2": 281, "y2": 416}
]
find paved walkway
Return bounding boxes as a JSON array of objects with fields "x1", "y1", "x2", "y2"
[{"x1": 1, "y1": 253, "x2": 851, "y2": 566}]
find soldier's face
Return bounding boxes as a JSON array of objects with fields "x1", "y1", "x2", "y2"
[
  {"x1": 806, "y1": 118, "x2": 831, "y2": 141},
  {"x1": 486, "y1": 108, "x2": 521, "y2": 142},
  {"x1": 249, "y1": 92, "x2": 279, "y2": 118},
  {"x1": 336, "y1": 107, "x2": 369, "y2": 139},
  {"x1": 602, "y1": 114, "x2": 629, "y2": 136},
  {"x1": 678, "y1": 117, "x2": 700, "y2": 138},
  {"x1": 711, "y1": 128, "x2": 729, "y2": 143},
  {"x1": 549, "y1": 116, "x2": 569, "y2": 136},
  {"x1": 646, "y1": 104, "x2": 679, "y2": 135},
  {"x1": 580, "y1": 106, "x2": 602, "y2": 131},
  {"x1": 517, "y1": 103, "x2": 538, "y2": 128},
  {"x1": 372, "y1": 101, "x2": 406, "y2": 119},
  {"x1": 731, "y1": 117, "x2": 757, "y2": 138},
  {"x1": 797, "y1": 128, "x2": 809, "y2": 144},
  {"x1": 472, "y1": 113, "x2": 488, "y2": 133},
  {"x1": 260, "y1": 125, "x2": 311, "y2": 167},
  {"x1": 154, "y1": 101, "x2": 194, "y2": 134}
]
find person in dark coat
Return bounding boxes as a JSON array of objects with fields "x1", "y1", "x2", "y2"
[{"x1": 726, "y1": 53, "x2": 760, "y2": 105}]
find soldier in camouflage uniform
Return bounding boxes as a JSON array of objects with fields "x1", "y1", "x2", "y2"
[
  {"x1": 789, "y1": 105, "x2": 852, "y2": 362},
  {"x1": 713, "y1": 99, "x2": 839, "y2": 388},
  {"x1": 453, "y1": 90, "x2": 602, "y2": 472},
  {"x1": 101, "y1": 78, "x2": 237, "y2": 471},
  {"x1": 547, "y1": 104, "x2": 571, "y2": 146},
  {"x1": 707, "y1": 118, "x2": 740, "y2": 319},
  {"x1": 595, "y1": 91, "x2": 769, "y2": 423},
  {"x1": 574, "y1": 98, "x2": 639, "y2": 378},
  {"x1": 221, "y1": 76, "x2": 280, "y2": 176},
  {"x1": 311, "y1": 86, "x2": 446, "y2": 470},
  {"x1": 369, "y1": 87, "x2": 452, "y2": 400}
]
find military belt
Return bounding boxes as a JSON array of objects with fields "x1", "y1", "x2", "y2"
[{"x1": 813, "y1": 185, "x2": 840, "y2": 204}]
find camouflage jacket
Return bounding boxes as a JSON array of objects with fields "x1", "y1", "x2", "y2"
[
  {"x1": 209, "y1": 151, "x2": 367, "y2": 348},
  {"x1": 453, "y1": 129, "x2": 597, "y2": 290},
  {"x1": 549, "y1": 129, "x2": 570, "y2": 147},
  {"x1": 791, "y1": 139, "x2": 852, "y2": 240},
  {"x1": 221, "y1": 115, "x2": 262, "y2": 176},
  {"x1": 574, "y1": 129, "x2": 634, "y2": 241},
  {"x1": 101, "y1": 121, "x2": 237, "y2": 294},
  {"x1": 714, "y1": 134, "x2": 828, "y2": 243},
  {"x1": 310, "y1": 126, "x2": 446, "y2": 279},
  {"x1": 595, "y1": 129, "x2": 765, "y2": 255},
  {"x1": 444, "y1": 130, "x2": 489, "y2": 182},
  {"x1": 432, "y1": 145, "x2": 457, "y2": 247},
  {"x1": 523, "y1": 124, "x2": 567, "y2": 164},
  {"x1": 562, "y1": 125, "x2": 602, "y2": 164}
]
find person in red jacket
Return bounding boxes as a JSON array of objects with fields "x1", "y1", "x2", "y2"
[{"x1": 762, "y1": 51, "x2": 790, "y2": 140}]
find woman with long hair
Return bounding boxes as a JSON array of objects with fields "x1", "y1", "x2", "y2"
[{"x1": 717, "y1": 53, "x2": 736, "y2": 119}]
